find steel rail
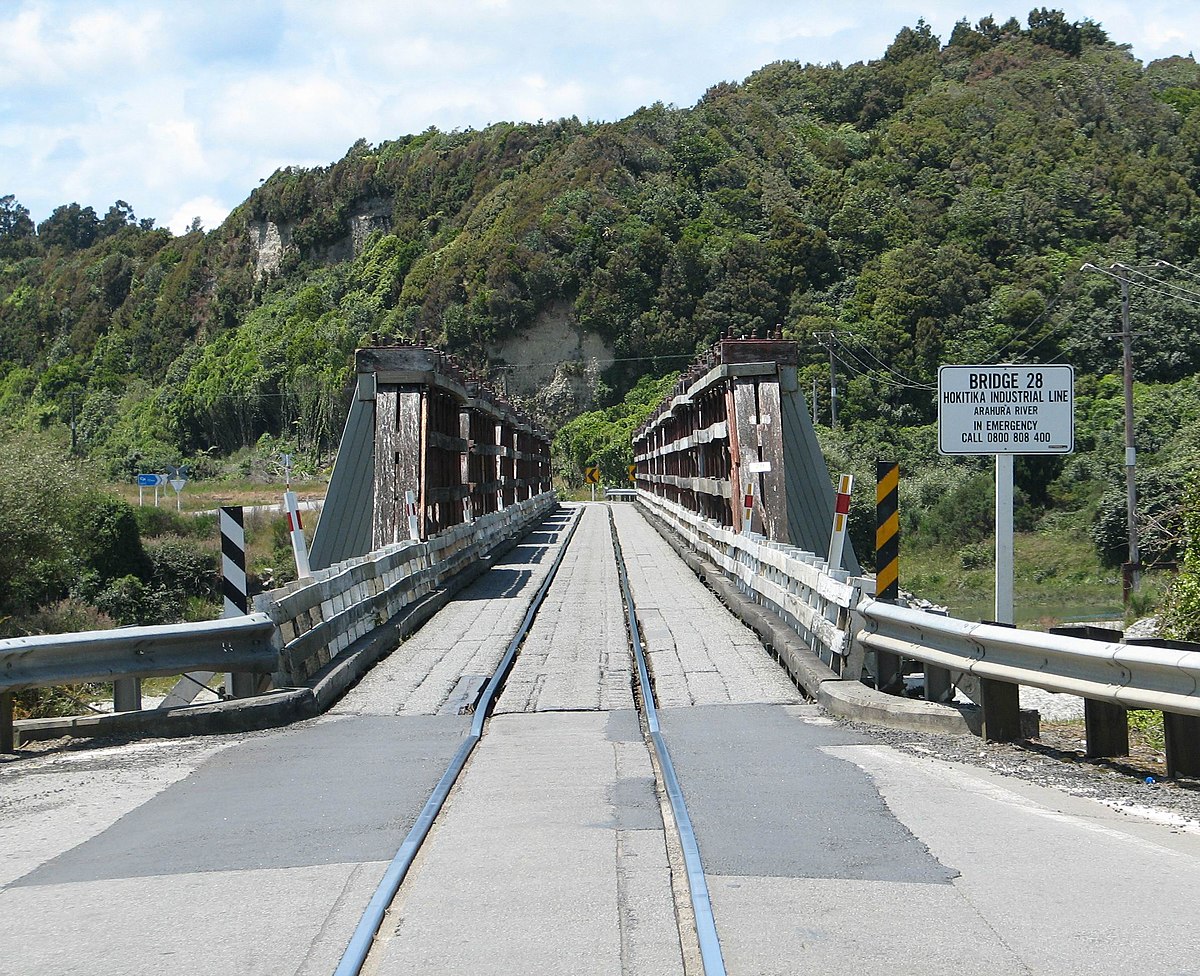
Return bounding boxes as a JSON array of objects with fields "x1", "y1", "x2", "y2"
[
  {"x1": 332, "y1": 506, "x2": 583, "y2": 976},
  {"x1": 608, "y1": 508, "x2": 728, "y2": 976}
]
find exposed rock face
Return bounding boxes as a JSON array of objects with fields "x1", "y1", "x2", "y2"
[
  {"x1": 249, "y1": 197, "x2": 394, "y2": 279},
  {"x1": 249, "y1": 219, "x2": 293, "y2": 279},
  {"x1": 490, "y1": 303, "x2": 614, "y2": 427},
  {"x1": 349, "y1": 197, "x2": 392, "y2": 252}
]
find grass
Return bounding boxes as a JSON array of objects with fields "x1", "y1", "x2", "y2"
[
  {"x1": 903, "y1": 525, "x2": 1142, "y2": 629},
  {"x1": 116, "y1": 478, "x2": 327, "y2": 513}
]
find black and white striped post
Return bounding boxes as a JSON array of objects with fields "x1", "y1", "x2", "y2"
[{"x1": 221, "y1": 506, "x2": 255, "y2": 698}]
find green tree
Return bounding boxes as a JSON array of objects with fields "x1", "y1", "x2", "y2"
[{"x1": 0, "y1": 194, "x2": 35, "y2": 256}]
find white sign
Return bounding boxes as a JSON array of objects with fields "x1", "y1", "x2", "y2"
[{"x1": 938, "y1": 365, "x2": 1074, "y2": 455}]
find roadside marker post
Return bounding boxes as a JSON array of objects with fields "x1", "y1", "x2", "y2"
[
  {"x1": 220, "y1": 506, "x2": 256, "y2": 699},
  {"x1": 873, "y1": 462, "x2": 904, "y2": 693},
  {"x1": 875, "y1": 463, "x2": 899, "y2": 600},
  {"x1": 827, "y1": 474, "x2": 853, "y2": 572},
  {"x1": 284, "y1": 490, "x2": 313, "y2": 579}
]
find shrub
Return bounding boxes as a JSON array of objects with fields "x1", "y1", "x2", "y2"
[
  {"x1": 74, "y1": 493, "x2": 151, "y2": 581},
  {"x1": 1161, "y1": 473, "x2": 1200, "y2": 641},
  {"x1": 146, "y1": 538, "x2": 218, "y2": 597}
]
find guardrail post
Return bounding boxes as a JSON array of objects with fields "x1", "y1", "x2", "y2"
[
  {"x1": 979, "y1": 619, "x2": 1022, "y2": 741},
  {"x1": 1084, "y1": 700, "x2": 1129, "y2": 758},
  {"x1": 979, "y1": 678, "x2": 1022, "y2": 742},
  {"x1": 1, "y1": 692, "x2": 14, "y2": 752},
  {"x1": 1126, "y1": 636, "x2": 1200, "y2": 777},
  {"x1": 113, "y1": 677, "x2": 142, "y2": 712},
  {"x1": 1050, "y1": 626, "x2": 1128, "y2": 758},
  {"x1": 924, "y1": 666, "x2": 953, "y2": 703}
]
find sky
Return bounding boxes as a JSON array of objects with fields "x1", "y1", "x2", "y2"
[{"x1": 2, "y1": 1, "x2": 1197, "y2": 235}]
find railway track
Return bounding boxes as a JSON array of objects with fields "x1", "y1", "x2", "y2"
[{"x1": 334, "y1": 502, "x2": 725, "y2": 976}]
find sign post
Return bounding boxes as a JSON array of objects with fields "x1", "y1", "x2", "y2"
[
  {"x1": 938, "y1": 365, "x2": 1074, "y2": 624},
  {"x1": 165, "y1": 465, "x2": 189, "y2": 513},
  {"x1": 584, "y1": 465, "x2": 600, "y2": 501},
  {"x1": 136, "y1": 473, "x2": 165, "y2": 507}
]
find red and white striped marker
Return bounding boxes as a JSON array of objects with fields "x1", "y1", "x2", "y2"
[
  {"x1": 742, "y1": 482, "x2": 754, "y2": 536},
  {"x1": 827, "y1": 473, "x2": 854, "y2": 571},
  {"x1": 284, "y1": 490, "x2": 312, "y2": 578}
]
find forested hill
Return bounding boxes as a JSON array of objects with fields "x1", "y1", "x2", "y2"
[{"x1": 3, "y1": 10, "x2": 1200, "y2": 480}]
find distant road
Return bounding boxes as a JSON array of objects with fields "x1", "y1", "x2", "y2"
[{"x1": 192, "y1": 498, "x2": 324, "y2": 517}]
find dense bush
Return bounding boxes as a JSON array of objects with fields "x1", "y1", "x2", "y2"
[
  {"x1": 553, "y1": 373, "x2": 679, "y2": 487},
  {"x1": 1162, "y1": 474, "x2": 1200, "y2": 640}
]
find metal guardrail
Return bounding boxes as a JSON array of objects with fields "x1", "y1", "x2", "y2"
[
  {"x1": 263, "y1": 493, "x2": 557, "y2": 685},
  {"x1": 635, "y1": 489, "x2": 1200, "y2": 758},
  {"x1": 637, "y1": 490, "x2": 866, "y2": 673},
  {"x1": 1, "y1": 493, "x2": 558, "y2": 751},
  {"x1": 0, "y1": 614, "x2": 276, "y2": 695},
  {"x1": 856, "y1": 599, "x2": 1200, "y2": 717}
]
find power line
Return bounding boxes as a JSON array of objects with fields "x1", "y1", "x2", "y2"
[
  {"x1": 1113, "y1": 262, "x2": 1200, "y2": 304},
  {"x1": 836, "y1": 332, "x2": 937, "y2": 389},
  {"x1": 985, "y1": 276, "x2": 1077, "y2": 365},
  {"x1": 1083, "y1": 262, "x2": 1200, "y2": 309},
  {"x1": 815, "y1": 332, "x2": 935, "y2": 392}
]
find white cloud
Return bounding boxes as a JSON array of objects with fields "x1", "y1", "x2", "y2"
[
  {"x1": 166, "y1": 196, "x2": 231, "y2": 236},
  {"x1": 204, "y1": 73, "x2": 380, "y2": 156},
  {"x1": 0, "y1": 5, "x2": 162, "y2": 88},
  {"x1": 8, "y1": 0, "x2": 1200, "y2": 235}
]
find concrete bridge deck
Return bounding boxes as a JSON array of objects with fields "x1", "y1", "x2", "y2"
[{"x1": 2, "y1": 503, "x2": 1199, "y2": 975}]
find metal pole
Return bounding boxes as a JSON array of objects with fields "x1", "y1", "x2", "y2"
[
  {"x1": 1120, "y1": 277, "x2": 1140, "y2": 594},
  {"x1": 995, "y1": 453, "x2": 1014, "y2": 624},
  {"x1": 829, "y1": 339, "x2": 839, "y2": 430},
  {"x1": 1, "y1": 692, "x2": 14, "y2": 753},
  {"x1": 68, "y1": 391, "x2": 79, "y2": 454},
  {"x1": 812, "y1": 376, "x2": 818, "y2": 425}
]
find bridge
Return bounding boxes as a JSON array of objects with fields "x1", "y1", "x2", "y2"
[{"x1": 2, "y1": 341, "x2": 1199, "y2": 975}]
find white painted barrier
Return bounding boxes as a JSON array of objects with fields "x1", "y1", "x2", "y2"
[{"x1": 636, "y1": 489, "x2": 1200, "y2": 720}]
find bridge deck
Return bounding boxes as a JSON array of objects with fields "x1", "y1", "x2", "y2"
[{"x1": 1, "y1": 503, "x2": 1198, "y2": 975}]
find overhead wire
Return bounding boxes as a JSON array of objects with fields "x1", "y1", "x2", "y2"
[
  {"x1": 1114, "y1": 262, "x2": 1200, "y2": 304},
  {"x1": 985, "y1": 275, "x2": 1077, "y2": 365},
  {"x1": 835, "y1": 331, "x2": 937, "y2": 389},
  {"x1": 1085, "y1": 262, "x2": 1200, "y2": 309},
  {"x1": 818, "y1": 332, "x2": 936, "y2": 392}
]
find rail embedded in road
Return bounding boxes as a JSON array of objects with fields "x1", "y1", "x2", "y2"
[
  {"x1": 609, "y1": 505, "x2": 727, "y2": 976},
  {"x1": 333, "y1": 506, "x2": 583, "y2": 976}
]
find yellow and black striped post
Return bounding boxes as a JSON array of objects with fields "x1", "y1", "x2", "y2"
[
  {"x1": 874, "y1": 461, "x2": 903, "y2": 693},
  {"x1": 875, "y1": 461, "x2": 900, "y2": 600}
]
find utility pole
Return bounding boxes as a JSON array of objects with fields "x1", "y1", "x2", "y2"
[
  {"x1": 1082, "y1": 261, "x2": 1142, "y2": 601},
  {"x1": 67, "y1": 391, "x2": 80, "y2": 455},
  {"x1": 1119, "y1": 275, "x2": 1140, "y2": 595},
  {"x1": 828, "y1": 336, "x2": 839, "y2": 430}
]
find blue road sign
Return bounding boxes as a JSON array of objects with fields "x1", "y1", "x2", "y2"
[{"x1": 137, "y1": 473, "x2": 160, "y2": 487}]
